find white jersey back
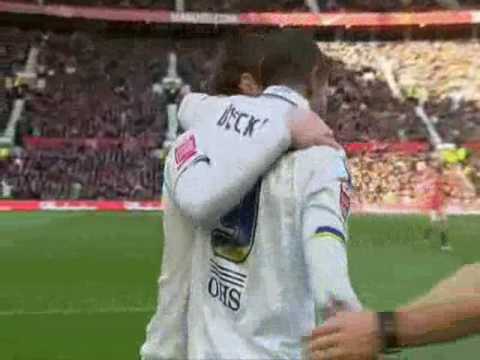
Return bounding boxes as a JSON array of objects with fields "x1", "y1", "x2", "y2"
[
  {"x1": 141, "y1": 86, "x2": 360, "y2": 360},
  {"x1": 187, "y1": 146, "x2": 354, "y2": 359}
]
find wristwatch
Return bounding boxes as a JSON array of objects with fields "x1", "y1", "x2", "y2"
[{"x1": 378, "y1": 312, "x2": 401, "y2": 354}]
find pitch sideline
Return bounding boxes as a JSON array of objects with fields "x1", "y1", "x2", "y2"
[{"x1": 0, "y1": 306, "x2": 155, "y2": 316}]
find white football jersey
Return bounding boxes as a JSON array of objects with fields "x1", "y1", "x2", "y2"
[
  {"x1": 164, "y1": 87, "x2": 299, "y2": 226},
  {"x1": 142, "y1": 87, "x2": 299, "y2": 360},
  {"x1": 142, "y1": 87, "x2": 361, "y2": 360},
  {"x1": 141, "y1": 186, "x2": 193, "y2": 360},
  {"x1": 187, "y1": 146, "x2": 361, "y2": 359}
]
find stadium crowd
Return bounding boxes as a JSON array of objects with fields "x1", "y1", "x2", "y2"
[
  {"x1": 1, "y1": 27, "x2": 480, "y2": 205},
  {"x1": 21, "y1": 32, "x2": 217, "y2": 140},
  {"x1": 320, "y1": 41, "x2": 480, "y2": 143},
  {"x1": 0, "y1": 28, "x2": 32, "y2": 130},
  {"x1": 351, "y1": 151, "x2": 479, "y2": 206},
  {"x1": 0, "y1": 147, "x2": 163, "y2": 199},
  {"x1": 4, "y1": 0, "x2": 480, "y2": 11},
  {"x1": 26, "y1": 34, "x2": 165, "y2": 140}
]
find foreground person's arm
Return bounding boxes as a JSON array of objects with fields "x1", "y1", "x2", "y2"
[{"x1": 309, "y1": 264, "x2": 480, "y2": 360}]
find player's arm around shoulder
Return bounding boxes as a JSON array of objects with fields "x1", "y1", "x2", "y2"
[
  {"x1": 162, "y1": 129, "x2": 212, "y2": 223},
  {"x1": 172, "y1": 96, "x2": 342, "y2": 225},
  {"x1": 172, "y1": 92, "x2": 293, "y2": 225},
  {"x1": 178, "y1": 92, "x2": 229, "y2": 131},
  {"x1": 169, "y1": 93, "x2": 288, "y2": 225}
]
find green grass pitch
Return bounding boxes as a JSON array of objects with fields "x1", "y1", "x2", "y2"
[{"x1": 0, "y1": 212, "x2": 479, "y2": 359}]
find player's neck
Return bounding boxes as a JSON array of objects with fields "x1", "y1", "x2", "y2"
[
  {"x1": 267, "y1": 80, "x2": 308, "y2": 99},
  {"x1": 264, "y1": 84, "x2": 311, "y2": 110},
  {"x1": 282, "y1": 83, "x2": 308, "y2": 99}
]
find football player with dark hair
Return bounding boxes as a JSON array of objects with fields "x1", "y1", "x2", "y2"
[{"x1": 141, "y1": 30, "x2": 347, "y2": 360}]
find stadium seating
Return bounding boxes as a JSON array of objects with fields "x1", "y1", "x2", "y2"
[
  {"x1": 25, "y1": 32, "x2": 480, "y2": 144},
  {"x1": 320, "y1": 41, "x2": 480, "y2": 143},
  {"x1": 3, "y1": 147, "x2": 163, "y2": 199},
  {"x1": 23, "y1": 32, "x2": 217, "y2": 139},
  {"x1": 3, "y1": 0, "x2": 480, "y2": 11},
  {"x1": 0, "y1": 28, "x2": 30, "y2": 131},
  {"x1": 0, "y1": 25, "x2": 479, "y2": 203},
  {"x1": 351, "y1": 152, "x2": 478, "y2": 206},
  {"x1": 0, "y1": 79, "x2": 8, "y2": 131}
]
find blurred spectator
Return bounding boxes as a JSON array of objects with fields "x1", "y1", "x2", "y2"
[
  {"x1": 5, "y1": 0, "x2": 480, "y2": 10},
  {"x1": 350, "y1": 152, "x2": 424, "y2": 205},
  {"x1": 0, "y1": 28, "x2": 31, "y2": 130},
  {"x1": 2, "y1": 147, "x2": 163, "y2": 200},
  {"x1": 3, "y1": 148, "x2": 479, "y2": 203},
  {"x1": 19, "y1": 32, "x2": 218, "y2": 141},
  {"x1": 5, "y1": 0, "x2": 479, "y2": 12},
  {"x1": 349, "y1": 151, "x2": 480, "y2": 206},
  {"x1": 1, "y1": 27, "x2": 480, "y2": 204},
  {"x1": 319, "y1": 41, "x2": 480, "y2": 143}
]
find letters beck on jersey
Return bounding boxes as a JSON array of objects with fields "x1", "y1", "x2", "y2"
[{"x1": 217, "y1": 104, "x2": 269, "y2": 137}]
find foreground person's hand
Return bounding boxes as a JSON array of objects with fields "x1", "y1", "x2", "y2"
[{"x1": 309, "y1": 311, "x2": 381, "y2": 360}]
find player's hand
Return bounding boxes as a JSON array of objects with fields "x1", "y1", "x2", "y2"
[
  {"x1": 287, "y1": 108, "x2": 342, "y2": 151},
  {"x1": 309, "y1": 311, "x2": 381, "y2": 360}
]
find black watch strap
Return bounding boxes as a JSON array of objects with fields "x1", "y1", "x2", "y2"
[{"x1": 378, "y1": 311, "x2": 400, "y2": 353}]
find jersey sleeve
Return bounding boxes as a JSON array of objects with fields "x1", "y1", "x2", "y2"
[
  {"x1": 177, "y1": 93, "x2": 210, "y2": 131},
  {"x1": 165, "y1": 95, "x2": 292, "y2": 226},
  {"x1": 140, "y1": 191, "x2": 193, "y2": 360},
  {"x1": 300, "y1": 149, "x2": 362, "y2": 322}
]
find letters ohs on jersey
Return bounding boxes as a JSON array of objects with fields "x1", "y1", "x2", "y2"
[{"x1": 208, "y1": 259, "x2": 246, "y2": 312}]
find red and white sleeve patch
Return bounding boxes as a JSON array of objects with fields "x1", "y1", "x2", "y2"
[
  {"x1": 175, "y1": 132, "x2": 199, "y2": 171},
  {"x1": 340, "y1": 182, "x2": 351, "y2": 220}
]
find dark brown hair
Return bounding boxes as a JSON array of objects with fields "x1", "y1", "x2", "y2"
[
  {"x1": 210, "y1": 32, "x2": 264, "y2": 95},
  {"x1": 259, "y1": 30, "x2": 331, "y2": 87},
  {"x1": 210, "y1": 30, "x2": 331, "y2": 95}
]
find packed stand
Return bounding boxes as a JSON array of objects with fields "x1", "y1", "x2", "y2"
[
  {"x1": 349, "y1": 151, "x2": 480, "y2": 207},
  {"x1": 23, "y1": 32, "x2": 216, "y2": 140},
  {"x1": 2, "y1": 148, "x2": 479, "y2": 203},
  {"x1": 28, "y1": 32, "x2": 439, "y2": 143},
  {"x1": 27, "y1": 33, "x2": 167, "y2": 140},
  {"x1": 326, "y1": 59, "x2": 426, "y2": 143},
  {"x1": 1, "y1": 147, "x2": 163, "y2": 199},
  {"x1": 0, "y1": 28, "x2": 31, "y2": 131},
  {"x1": 349, "y1": 152, "x2": 425, "y2": 205},
  {"x1": 319, "y1": 41, "x2": 480, "y2": 143},
  {"x1": 4, "y1": 0, "x2": 480, "y2": 11},
  {"x1": 326, "y1": 0, "x2": 480, "y2": 11},
  {"x1": 1, "y1": 29, "x2": 218, "y2": 200},
  {"x1": 2, "y1": 28, "x2": 480, "y2": 204},
  {"x1": 3, "y1": 0, "x2": 175, "y2": 9}
]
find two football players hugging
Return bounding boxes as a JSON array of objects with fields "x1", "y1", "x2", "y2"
[{"x1": 141, "y1": 30, "x2": 359, "y2": 360}]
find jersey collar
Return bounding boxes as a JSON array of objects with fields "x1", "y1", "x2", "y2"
[{"x1": 262, "y1": 86, "x2": 311, "y2": 110}]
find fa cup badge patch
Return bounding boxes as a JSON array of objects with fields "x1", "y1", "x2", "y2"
[{"x1": 175, "y1": 132, "x2": 198, "y2": 171}]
